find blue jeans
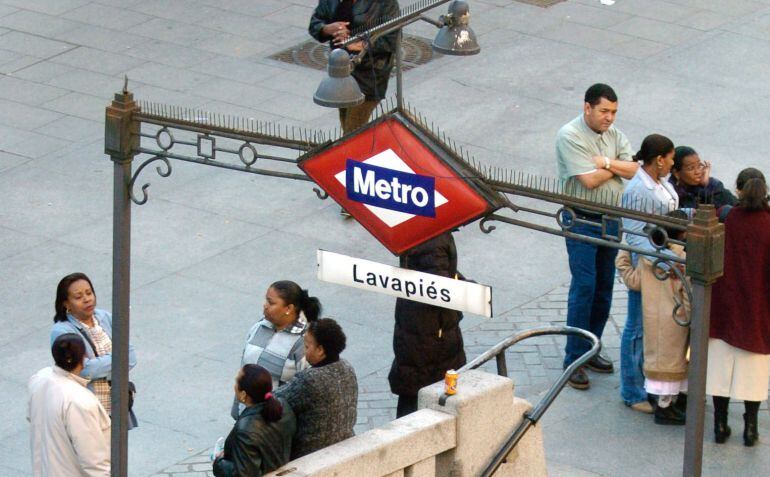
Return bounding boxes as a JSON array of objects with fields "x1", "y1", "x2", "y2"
[
  {"x1": 620, "y1": 290, "x2": 647, "y2": 405},
  {"x1": 563, "y1": 219, "x2": 618, "y2": 367}
]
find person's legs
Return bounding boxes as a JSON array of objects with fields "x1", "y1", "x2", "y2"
[
  {"x1": 563, "y1": 221, "x2": 600, "y2": 368},
  {"x1": 396, "y1": 394, "x2": 418, "y2": 418},
  {"x1": 341, "y1": 100, "x2": 379, "y2": 134},
  {"x1": 590, "y1": 242, "x2": 618, "y2": 342},
  {"x1": 713, "y1": 395, "x2": 731, "y2": 443},
  {"x1": 620, "y1": 290, "x2": 647, "y2": 407},
  {"x1": 743, "y1": 400, "x2": 760, "y2": 446}
]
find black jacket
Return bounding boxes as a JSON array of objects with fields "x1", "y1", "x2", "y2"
[
  {"x1": 309, "y1": 0, "x2": 400, "y2": 101},
  {"x1": 213, "y1": 400, "x2": 296, "y2": 477},
  {"x1": 388, "y1": 233, "x2": 467, "y2": 396}
]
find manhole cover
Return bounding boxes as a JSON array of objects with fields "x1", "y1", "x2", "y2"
[
  {"x1": 269, "y1": 35, "x2": 440, "y2": 74},
  {"x1": 515, "y1": 0, "x2": 566, "y2": 6}
]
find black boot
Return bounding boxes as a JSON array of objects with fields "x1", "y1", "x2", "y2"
[
  {"x1": 714, "y1": 411, "x2": 731, "y2": 443},
  {"x1": 713, "y1": 396, "x2": 731, "y2": 444},
  {"x1": 654, "y1": 403, "x2": 685, "y2": 425},
  {"x1": 743, "y1": 401, "x2": 760, "y2": 447},
  {"x1": 674, "y1": 393, "x2": 688, "y2": 416}
]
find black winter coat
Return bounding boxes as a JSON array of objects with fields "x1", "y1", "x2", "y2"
[
  {"x1": 388, "y1": 233, "x2": 467, "y2": 397},
  {"x1": 309, "y1": 0, "x2": 400, "y2": 101},
  {"x1": 213, "y1": 400, "x2": 296, "y2": 477}
]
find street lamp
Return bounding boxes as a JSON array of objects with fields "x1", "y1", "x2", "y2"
[
  {"x1": 313, "y1": 48, "x2": 365, "y2": 108},
  {"x1": 313, "y1": 0, "x2": 480, "y2": 109},
  {"x1": 432, "y1": 0, "x2": 480, "y2": 55}
]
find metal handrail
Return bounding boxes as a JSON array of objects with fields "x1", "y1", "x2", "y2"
[{"x1": 457, "y1": 326, "x2": 600, "y2": 477}]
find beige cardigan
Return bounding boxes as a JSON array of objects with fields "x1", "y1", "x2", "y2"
[{"x1": 616, "y1": 247, "x2": 691, "y2": 381}]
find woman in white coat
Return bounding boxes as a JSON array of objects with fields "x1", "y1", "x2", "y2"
[{"x1": 28, "y1": 333, "x2": 111, "y2": 476}]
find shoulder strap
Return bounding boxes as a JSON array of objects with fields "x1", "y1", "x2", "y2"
[{"x1": 75, "y1": 326, "x2": 99, "y2": 357}]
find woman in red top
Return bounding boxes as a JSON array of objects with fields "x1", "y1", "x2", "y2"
[{"x1": 707, "y1": 167, "x2": 770, "y2": 447}]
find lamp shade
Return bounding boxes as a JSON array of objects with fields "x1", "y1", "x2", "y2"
[
  {"x1": 314, "y1": 48, "x2": 365, "y2": 108},
  {"x1": 432, "y1": 0, "x2": 480, "y2": 56}
]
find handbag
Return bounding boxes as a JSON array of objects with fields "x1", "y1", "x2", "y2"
[{"x1": 75, "y1": 326, "x2": 136, "y2": 411}]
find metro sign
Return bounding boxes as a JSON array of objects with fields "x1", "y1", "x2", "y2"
[{"x1": 299, "y1": 112, "x2": 500, "y2": 255}]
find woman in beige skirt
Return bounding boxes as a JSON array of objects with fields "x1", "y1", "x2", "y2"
[{"x1": 706, "y1": 168, "x2": 770, "y2": 447}]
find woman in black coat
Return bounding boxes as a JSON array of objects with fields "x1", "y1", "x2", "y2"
[{"x1": 388, "y1": 232, "x2": 467, "y2": 417}]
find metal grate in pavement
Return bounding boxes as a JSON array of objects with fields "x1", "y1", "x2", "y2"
[{"x1": 268, "y1": 35, "x2": 440, "y2": 74}]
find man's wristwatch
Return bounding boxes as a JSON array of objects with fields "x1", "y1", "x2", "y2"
[{"x1": 603, "y1": 156, "x2": 611, "y2": 170}]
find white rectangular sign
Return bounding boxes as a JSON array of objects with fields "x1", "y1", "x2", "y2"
[{"x1": 317, "y1": 250, "x2": 492, "y2": 318}]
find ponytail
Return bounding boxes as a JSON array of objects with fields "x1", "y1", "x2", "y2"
[
  {"x1": 262, "y1": 392, "x2": 283, "y2": 423},
  {"x1": 300, "y1": 290, "x2": 321, "y2": 323}
]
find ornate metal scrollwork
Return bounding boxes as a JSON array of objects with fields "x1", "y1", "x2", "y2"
[
  {"x1": 479, "y1": 215, "x2": 497, "y2": 234},
  {"x1": 555, "y1": 206, "x2": 575, "y2": 230},
  {"x1": 312, "y1": 187, "x2": 329, "y2": 200},
  {"x1": 651, "y1": 258, "x2": 693, "y2": 327},
  {"x1": 129, "y1": 155, "x2": 172, "y2": 205}
]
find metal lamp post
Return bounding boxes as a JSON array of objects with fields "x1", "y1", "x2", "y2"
[{"x1": 313, "y1": 0, "x2": 481, "y2": 110}]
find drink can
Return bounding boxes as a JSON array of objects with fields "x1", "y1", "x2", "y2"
[{"x1": 445, "y1": 370, "x2": 458, "y2": 395}]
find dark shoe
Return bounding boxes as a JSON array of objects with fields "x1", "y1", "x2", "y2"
[
  {"x1": 744, "y1": 412, "x2": 758, "y2": 447},
  {"x1": 567, "y1": 366, "x2": 590, "y2": 390},
  {"x1": 674, "y1": 393, "x2": 688, "y2": 415},
  {"x1": 714, "y1": 411, "x2": 731, "y2": 444},
  {"x1": 340, "y1": 208, "x2": 352, "y2": 218},
  {"x1": 654, "y1": 405, "x2": 686, "y2": 425},
  {"x1": 585, "y1": 355, "x2": 614, "y2": 374}
]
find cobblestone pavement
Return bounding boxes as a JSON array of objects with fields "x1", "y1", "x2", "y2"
[{"x1": 153, "y1": 280, "x2": 626, "y2": 476}]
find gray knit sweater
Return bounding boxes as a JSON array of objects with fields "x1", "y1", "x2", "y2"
[{"x1": 275, "y1": 358, "x2": 358, "y2": 459}]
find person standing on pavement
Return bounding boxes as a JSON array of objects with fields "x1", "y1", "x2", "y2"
[
  {"x1": 669, "y1": 146, "x2": 737, "y2": 212},
  {"x1": 707, "y1": 168, "x2": 770, "y2": 447},
  {"x1": 232, "y1": 281, "x2": 321, "y2": 419},
  {"x1": 309, "y1": 0, "x2": 400, "y2": 135},
  {"x1": 617, "y1": 135, "x2": 683, "y2": 419},
  {"x1": 555, "y1": 83, "x2": 638, "y2": 389},
  {"x1": 50, "y1": 272, "x2": 138, "y2": 428},
  {"x1": 28, "y1": 333, "x2": 111, "y2": 476},
  {"x1": 388, "y1": 232, "x2": 466, "y2": 417}
]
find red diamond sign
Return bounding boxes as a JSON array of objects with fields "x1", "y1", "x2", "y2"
[{"x1": 299, "y1": 112, "x2": 500, "y2": 255}]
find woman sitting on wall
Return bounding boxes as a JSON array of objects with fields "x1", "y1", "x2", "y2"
[
  {"x1": 275, "y1": 318, "x2": 357, "y2": 459},
  {"x1": 214, "y1": 364, "x2": 296, "y2": 477}
]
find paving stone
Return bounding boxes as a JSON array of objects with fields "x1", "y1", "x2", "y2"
[
  {"x1": 0, "y1": 9, "x2": 84, "y2": 36},
  {"x1": 62, "y1": 2, "x2": 152, "y2": 31},
  {"x1": 51, "y1": 46, "x2": 147, "y2": 76},
  {"x1": 0, "y1": 31, "x2": 75, "y2": 58}
]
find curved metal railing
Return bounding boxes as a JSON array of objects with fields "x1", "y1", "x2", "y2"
[{"x1": 457, "y1": 325, "x2": 600, "y2": 477}]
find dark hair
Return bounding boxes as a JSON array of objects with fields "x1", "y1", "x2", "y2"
[
  {"x1": 584, "y1": 83, "x2": 618, "y2": 106},
  {"x1": 736, "y1": 168, "x2": 768, "y2": 211},
  {"x1": 633, "y1": 134, "x2": 675, "y2": 165},
  {"x1": 269, "y1": 280, "x2": 321, "y2": 322},
  {"x1": 238, "y1": 364, "x2": 283, "y2": 423},
  {"x1": 672, "y1": 146, "x2": 698, "y2": 172},
  {"x1": 52, "y1": 333, "x2": 86, "y2": 372},
  {"x1": 54, "y1": 273, "x2": 95, "y2": 323},
  {"x1": 307, "y1": 318, "x2": 347, "y2": 362}
]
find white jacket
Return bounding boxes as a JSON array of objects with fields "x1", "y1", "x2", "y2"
[{"x1": 28, "y1": 366, "x2": 111, "y2": 477}]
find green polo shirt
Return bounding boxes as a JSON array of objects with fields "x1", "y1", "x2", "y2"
[{"x1": 556, "y1": 115, "x2": 633, "y2": 206}]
